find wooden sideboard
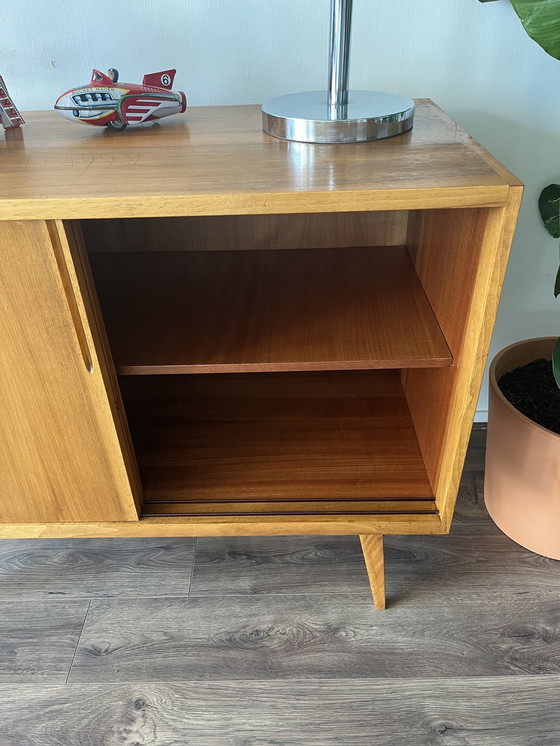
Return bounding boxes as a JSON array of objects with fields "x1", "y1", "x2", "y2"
[{"x1": 0, "y1": 101, "x2": 522, "y2": 608}]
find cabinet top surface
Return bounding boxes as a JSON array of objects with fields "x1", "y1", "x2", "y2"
[{"x1": 0, "y1": 99, "x2": 521, "y2": 220}]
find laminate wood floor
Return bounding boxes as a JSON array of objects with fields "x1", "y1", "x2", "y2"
[{"x1": 1, "y1": 427, "x2": 559, "y2": 745}]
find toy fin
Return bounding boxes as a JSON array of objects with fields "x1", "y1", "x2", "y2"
[{"x1": 142, "y1": 70, "x2": 176, "y2": 89}]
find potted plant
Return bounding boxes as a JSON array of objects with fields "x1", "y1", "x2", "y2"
[{"x1": 480, "y1": 0, "x2": 560, "y2": 558}]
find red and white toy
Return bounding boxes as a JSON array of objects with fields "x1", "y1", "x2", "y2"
[
  {"x1": 0, "y1": 76, "x2": 25, "y2": 129},
  {"x1": 54, "y1": 68, "x2": 186, "y2": 131}
]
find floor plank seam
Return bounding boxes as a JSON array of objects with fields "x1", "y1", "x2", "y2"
[
  {"x1": 65, "y1": 598, "x2": 91, "y2": 685},
  {"x1": 187, "y1": 537, "x2": 199, "y2": 596},
  {"x1": 0, "y1": 593, "x2": 201, "y2": 601},
  {"x1": 35, "y1": 674, "x2": 560, "y2": 688},
  {"x1": 185, "y1": 591, "x2": 371, "y2": 597},
  {"x1": 0, "y1": 589, "x2": 546, "y2": 602}
]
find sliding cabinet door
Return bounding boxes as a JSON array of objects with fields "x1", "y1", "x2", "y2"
[{"x1": 0, "y1": 220, "x2": 141, "y2": 522}]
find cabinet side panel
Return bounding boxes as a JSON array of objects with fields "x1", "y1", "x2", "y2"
[
  {"x1": 0, "y1": 220, "x2": 140, "y2": 522},
  {"x1": 82, "y1": 212, "x2": 409, "y2": 253},
  {"x1": 405, "y1": 194, "x2": 522, "y2": 528}
]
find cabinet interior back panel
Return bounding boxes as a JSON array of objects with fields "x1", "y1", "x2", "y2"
[{"x1": 81, "y1": 212, "x2": 409, "y2": 253}]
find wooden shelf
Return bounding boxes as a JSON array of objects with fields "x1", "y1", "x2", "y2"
[
  {"x1": 118, "y1": 370, "x2": 437, "y2": 517},
  {"x1": 90, "y1": 245, "x2": 451, "y2": 375}
]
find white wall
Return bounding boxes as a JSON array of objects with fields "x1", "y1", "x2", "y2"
[{"x1": 3, "y1": 0, "x2": 560, "y2": 418}]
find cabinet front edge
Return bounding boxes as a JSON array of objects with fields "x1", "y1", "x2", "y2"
[
  {"x1": 0, "y1": 514, "x2": 444, "y2": 539},
  {"x1": 0, "y1": 187, "x2": 513, "y2": 221}
]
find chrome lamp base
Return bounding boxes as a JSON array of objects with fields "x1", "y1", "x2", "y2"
[{"x1": 262, "y1": 90, "x2": 415, "y2": 144}]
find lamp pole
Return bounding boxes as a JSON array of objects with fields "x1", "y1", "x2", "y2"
[
  {"x1": 328, "y1": 0, "x2": 352, "y2": 112},
  {"x1": 262, "y1": 0, "x2": 414, "y2": 143}
]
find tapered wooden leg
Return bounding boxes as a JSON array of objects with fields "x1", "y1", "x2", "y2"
[{"x1": 359, "y1": 534, "x2": 385, "y2": 609}]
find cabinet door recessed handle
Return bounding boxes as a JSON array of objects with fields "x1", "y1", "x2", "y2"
[{"x1": 47, "y1": 221, "x2": 94, "y2": 374}]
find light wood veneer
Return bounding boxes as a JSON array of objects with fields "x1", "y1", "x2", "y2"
[
  {"x1": 0, "y1": 220, "x2": 139, "y2": 523},
  {"x1": 119, "y1": 371, "x2": 434, "y2": 510},
  {"x1": 0, "y1": 101, "x2": 523, "y2": 608},
  {"x1": 90, "y1": 247, "x2": 451, "y2": 375},
  {"x1": 0, "y1": 101, "x2": 518, "y2": 221}
]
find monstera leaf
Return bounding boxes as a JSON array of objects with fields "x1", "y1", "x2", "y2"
[
  {"x1": 538, "y1": 184, "x2": 560, "y2": 303},
  {"x1": 554, "y1": 339, "x2": 560, "y2": 387},
  {"x1": 539, "y1": 184, "x2": 560, "y2": 242},
  {"x1": 481, "y1": 1, "x2": 560, "y2": 385},
  {"x1": 479, "y1": 0, "x2": 560, "y2": 60},
  {"x1": 539, "y1": 184, "x2": 560, "y2": 386}
]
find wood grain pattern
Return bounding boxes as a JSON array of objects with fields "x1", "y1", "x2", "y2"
[
  {"x1": 190, "y1": 536, "x2": 370, "y2": 596},
  {"x1": 68, "y1": 593, "x2": 560, "y2": 682},
  {"x1": 0, "y1": 513, "x2": 443, "y2": 539},
  {"x1": 0, "y1": 423, "x2": 461, "y2": 540},
  {"x1": 448, "y1": 469, "x2": 492, "y2": 533},
  {"x1": 0, "y1": 101, "x2": 520, "y2": 221},
  {"x1": 434, "y1": 191, "x2": 522, "y2": 530},
  {"x1": 90, "y1": 246, "x2": 452, "y2": 375},
  {"x1": 0, "y1": 538, "x2": 196, "y2": 598},
  {"x1": 82, "y1": 211, "x2": 409, "y2": 253},
  {"x1": 120, "y1": 371, "x2": 434, "y2": 503},
  {"x1": 0, "y1": 220, "x2": 138, "y2": 522},
  {"x1": 187, "y1": 433, "x2": 560, "y2": 600},
  {"x1": 462, "y1": 424, "x2": 487, "y2": 471},
  {"x1": 0, "y1": 600, "x2": 89, "y2": 682},
  {"x1": 360, "y1": 535, "x2": 386, "y2": 609},
  {"x1": 404, "y1": 191, "x2": 523, "y2": 529},
  {"x1": 0, "y1": 97, "x2": 521, "y2": 561},
  {"x1": 189, "y1": 513, "x2": 560, "y2": 603},
  {"x1": 2, "y1": 677, "x2": 560, "y2": 745},
  {"x1": 64, "y1": 220, "x2": 144, "y2": 512},
  {"x1": 142, "y1": 500, "x2": 437, "y2": 517},
  {"x1": 404, "y1": 208, "x2": 490, "y2": 491},
  {"x1": 1, "y1": 434, "x2": 559, "y2": 745},
  {"x1": 385, "y1": 530, "x2": 560, "y2": 601}
]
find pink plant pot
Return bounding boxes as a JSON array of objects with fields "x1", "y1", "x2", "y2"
[{"x1": 485, "y1": 338, "x2": 560, "y2": 559}]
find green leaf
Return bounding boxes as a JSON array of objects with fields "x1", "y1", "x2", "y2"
[
  {"x1": 509, "y1": 0, "x2": 560, "y2": 60},
  {"x1": 539, "y1": 184, "x2": 560, "y2": 238},
  {"x1": 478, "y1": 0, "x2": 560, "y2": 59},
  {"x1": 553, "y1": 338, "x2": 560, "y2": 388},
  {"x1": 555, "y1": 265, "x2": 560, "y2": 297}
]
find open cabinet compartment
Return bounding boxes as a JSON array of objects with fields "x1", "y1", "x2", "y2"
[
  {"x1": 118, "y1": 370, "x2": 437, "y2": 517},
  {"x1": 78, "y1": 205, "x2": 493, "y2": 523}
]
